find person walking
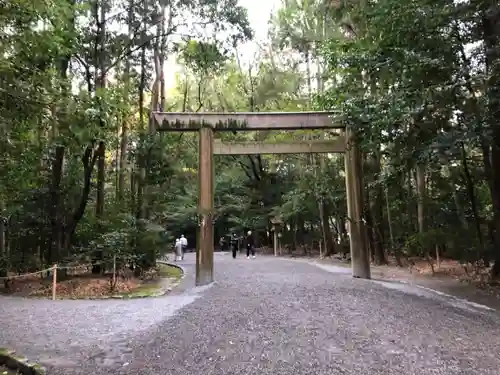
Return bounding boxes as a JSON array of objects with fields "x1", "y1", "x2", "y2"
[
  {"x1": 219, "y1": 236, "x2": 227, "y2": 251},
  {"x1": 180, "y1": 234, "x2": 188, "y2": 252},
  {"x1": 246, "y1": 230, "x2": 255, "y2": 259},
  {"x1": 174, "y1": 238, "x2": 183, "y2": 261},
  {"x1": 230, "y1": 233, "x2": 239, "y2": 259}
]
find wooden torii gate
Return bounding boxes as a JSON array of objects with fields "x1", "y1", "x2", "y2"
[{"x1": 151, "y1": 111, "x2": 371, "y2": 286}]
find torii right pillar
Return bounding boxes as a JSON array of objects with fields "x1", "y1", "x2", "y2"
[{"x1": 344, "y1": 126, "x2": 371, "y2": 279}]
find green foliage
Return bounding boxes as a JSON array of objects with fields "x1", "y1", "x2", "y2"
[
  {"x1": 311, "y1": 0, "x2": 500, "y2": 269},
  {"x1": 0, "y1": 0, "x2": 256, "y2": 274},
  {"x1": 402, "y1": 229, "x2": 447, "y2": 258},
  {"x1": 179, "y1": 41, "x2": 227, "y2": 74},
  {"x1": 2, "y1": 0, "x2": 500, "y2": 279}
]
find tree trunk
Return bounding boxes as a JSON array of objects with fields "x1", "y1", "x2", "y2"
[
  {"x1": 49, "y1": 146, "x2": 65, "y2": 264},
  {"x1": 312, "y1": 134, "x2": 335, "y2": 256},
  {"x1": 370, "y1": 151, "x2": 387, "y2": 265},
  {"x1": 68, "y1": 145, "x2": 99, "y2": 253},
  {"x1": 416, "y1": 164, "x2": 426, "y2": 234},
  {"x1": 406, "y1": 169, "x2": 417, "y2": 232},
  {"x1": 416, "y1": 163, "x2": 433, "y2": 271},
  {"x1": 142, "y1": 11, "x2": 162, "y2": 220},
  {"x1": 320, "y1": 201, "x2": 336, "y2": 256},
  {"x1": 159, "y1": 5, "x2": 169, "y2": 111},
  {"x1": 384, "y1": 179, "x2": 400, "y2": 266},
  {"x1": 483, "y1": 2, "x2": 500, "y2": 278},
  {"x1": 92, "y1": 0, "x2": 107, "y2": 274},
  {"x1": 95, "y1": 0, "x2": 106, "y2": 220},
  {"x1": 306, "y1": 49, "x2": 312, "y2": 98},
  {"x1": 136, "y1": 39, "x2": 146, "y2": 219},
  {"x1": 460, "y1": 144, "x2": 483, "y2": 245},
  {"x1": 49, "y1": 22, "x2": 72, "y2": 265},
  {"x1": 118, "y1": 117, "x2": 128, "y2": 201},
  {"x1": 0, "y1": 200, "x2": 6, "y2": 277},
  {"x1": 117, "y1": 0, "x2": 134, "y2": 201},
  {"x1": 96, "y1": 141, "x2": 105, "y2": 218},
  {"x1": 364, "y1": 185, "x2": 376, "y2": 263}
]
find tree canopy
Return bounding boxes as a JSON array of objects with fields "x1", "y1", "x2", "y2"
[{"x1": 1, "y1": 0, "x2": 500, "y2": 282}]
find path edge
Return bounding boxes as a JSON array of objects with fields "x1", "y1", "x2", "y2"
[
  {"x1": 156, "y1": 260, "x2": 187, "y2": 295},
  {"x1": 112, "y1": 261, "x2": 186, "y2": 299},
  {"x1": 157, "y1": 260, "x2": 187, "y2": 280},
  {"x1": 309, "y1": 260, "x2": 498, "y2": 312}
]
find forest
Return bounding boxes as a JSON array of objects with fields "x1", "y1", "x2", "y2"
[{"x1": 1, "y1": 0, "x2": 500, "y2": 284}]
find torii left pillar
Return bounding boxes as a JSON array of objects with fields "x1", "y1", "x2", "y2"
[{"x1": 196, "y1": 126, "x2": 215, "y2": 286}]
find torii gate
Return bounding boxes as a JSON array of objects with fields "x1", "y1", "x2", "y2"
[{"x1": 151, "y1": 111, "x2": 370, "y2": 286}]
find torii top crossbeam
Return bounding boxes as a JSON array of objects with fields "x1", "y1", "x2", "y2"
[{"x1": 151, "y1": 111, "x2": 345, "y2": 131}]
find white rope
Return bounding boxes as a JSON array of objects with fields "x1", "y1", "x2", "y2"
[
  {"x1": 0, "y1": 263, "x2": 103, "y2": 281},
  {"x1": 0, "y1": 267, "x2": 54, "y2": 281}
]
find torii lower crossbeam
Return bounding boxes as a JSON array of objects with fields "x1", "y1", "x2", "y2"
[{"x1": 213, "y1": 138, "x2": 345, "y2": 155}]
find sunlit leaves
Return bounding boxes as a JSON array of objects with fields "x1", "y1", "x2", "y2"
[{"x1": 179, "y1": 40, "x2": 227, "y2": 74}]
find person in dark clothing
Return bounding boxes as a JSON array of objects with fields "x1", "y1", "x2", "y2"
[
  {"x1": 219, "y1": 236, "x2": 226, "y2": 251},
  {"x1": 246, "y1": 230, "x2": 255, "y2": 259},
  {"x1": 230, "y1": 233, "x2": 239, "y2": 259}
]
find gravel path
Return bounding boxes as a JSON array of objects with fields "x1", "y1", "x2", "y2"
[{"x1": 1, "y1": 252, "x2": 500, "y2": 375}]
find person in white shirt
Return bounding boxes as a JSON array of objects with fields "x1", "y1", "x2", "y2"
[
  {"x1": 174, "y1": 238, "x2": 183, "y2": 261},
  {"x1": 180, "y1": 235, "x2": 188, "y2": 251}
]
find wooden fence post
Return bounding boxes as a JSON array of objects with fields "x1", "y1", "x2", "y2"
[
  {"x1": 52, "y1": 264, "x2": 57, "y2": 300},
  {"x1": 112, "y1": 255, "x2": 116, "y2": 288}
]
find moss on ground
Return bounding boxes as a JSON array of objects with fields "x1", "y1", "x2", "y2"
[
  {"x1": 118, "y1": 263, "x2": 183, "y2": 298},
  {"x1": 30, "y1": 364, "x2": 44, "y2": 374},
  {"x1": 157, "y1": 264, "x2": 183, "y2": 278},
  {"x1": 0, "y1": 364, "x2": 19, "y2": 374},
  {"x1": 120, "y1": 284, "x2": 161, "y2": 298},
  {"x1": 0, "y1": 348, "x2": 45, "y2": 375}
]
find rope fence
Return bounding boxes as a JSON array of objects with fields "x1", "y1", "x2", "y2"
[
  {"x1": 0, "y1": 256, "x2": 165, "y2": 300},
  {"x1": 0, "y1": 262, "x2": 108, "y2": 300}
]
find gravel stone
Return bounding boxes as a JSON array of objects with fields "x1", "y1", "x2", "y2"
[{"x1": 1, "y1": 252, "x2": 500, "y2": 375}]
